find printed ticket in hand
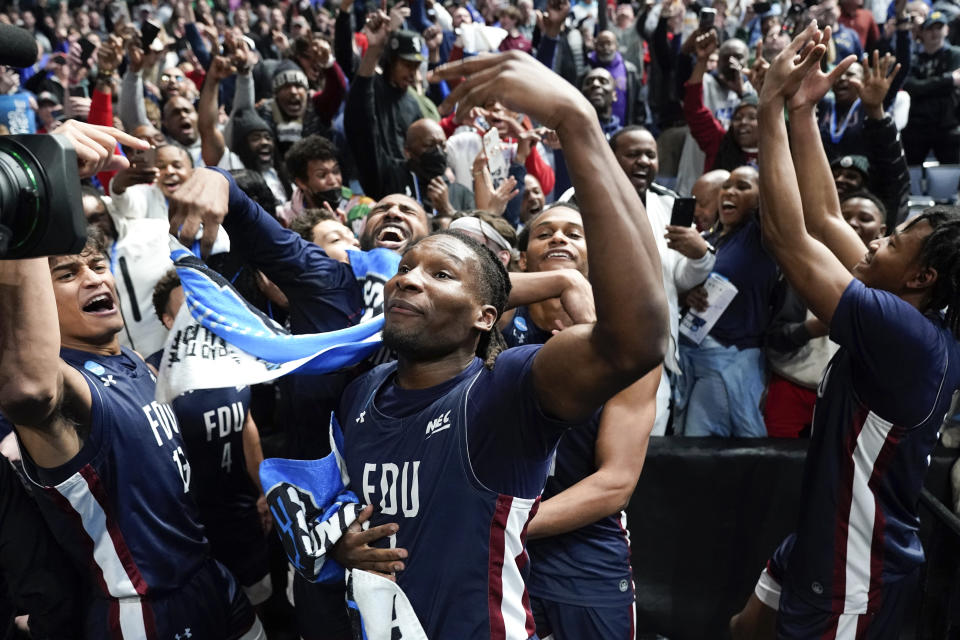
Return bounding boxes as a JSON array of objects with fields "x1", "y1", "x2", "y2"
[{"x1": 679, "y1": 273, "x2": 739, "y2": 345}]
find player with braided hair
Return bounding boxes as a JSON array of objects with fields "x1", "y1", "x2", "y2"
[
  {"x1": 433, "y1": 230, "x2": 514, "y2": 369},
  {"x1": 732, "y1": 25, "x2": 960, "y2": 639}
]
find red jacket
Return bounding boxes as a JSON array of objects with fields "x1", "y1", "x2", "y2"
[
  {"x1": 88, "y1": 87, "x2": 121, "y2": 191},
  {"x1": 683, "y1": 81, "x2": 725, "y2": 172}
]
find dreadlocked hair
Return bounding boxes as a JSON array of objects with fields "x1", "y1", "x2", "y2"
[
  {"x1": 910, "y1": 206, "x2": 960, "y2": 338},
  {"x1": 435, "y1": 229, "x2": 512, "y2": 369}
]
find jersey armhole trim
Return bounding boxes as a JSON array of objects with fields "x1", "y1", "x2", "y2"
[
  {"x1": 460, "y1": 369, "x2": 499, "y2": 497},
  {"x1": 18, "y1": 365, "x2": 108, "y2": 489}
]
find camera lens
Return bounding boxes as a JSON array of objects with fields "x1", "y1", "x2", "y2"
[
  {"x1": 0, "y1": 134, "x2": 86, "y2": 259},
  {"x1": 0, "y1": 138, "x2": 43, "y2": 257}
]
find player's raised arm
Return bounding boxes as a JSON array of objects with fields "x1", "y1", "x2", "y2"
[
  {"x1": 0, "y1": 257, "x2": 93, "y2": 467},
  {"x1": 433, "y1": 53, "x2": 668, "y2": 422},
  {"x1": 0, "y1": 122, "x2": 138, "y2": 467},
  {"x1": 757, "y1": 23, "x2": 854, "y2": 325},
  {"x1": 782, "y1": 28, "x2": 874, "y2": 270}
]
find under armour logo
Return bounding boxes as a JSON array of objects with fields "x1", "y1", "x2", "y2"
[
  {"x1": 356, "y1": 411, "x2": 366, "y2": 424},
  {"x1": 100, "y1": 375, "x2": 116, "y2": 387},
  {"x1": 175, "y1": 629, "x2": 192, "y2": 640}
]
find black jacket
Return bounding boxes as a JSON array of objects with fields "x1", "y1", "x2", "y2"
[
  {"x1": 344, "y1": 74, "x2": 428, "y2": 200},
  {"x1": 904, "y1": 44, "x2": 960, "y2": 130}
]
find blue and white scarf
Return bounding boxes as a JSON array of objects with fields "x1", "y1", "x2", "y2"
[{"x1": 154, "y1": 244, "x2": 394, "y2": 403}]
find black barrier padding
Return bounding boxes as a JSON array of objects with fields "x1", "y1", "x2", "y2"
[{"x1": 626, "y1": 439, "x2": 959, "y2": 640}]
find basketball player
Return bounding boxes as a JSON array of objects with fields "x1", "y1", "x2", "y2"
[
  {"x1": 731, "y1": 26, "x2": 960, "y2": 639},
  {"x1": 152, "y1": 270, "x2": 273, "y2": 609},
  {"x1": 168, "y1": 51, "x2": 668, "y2": 637},
  {"x1": 318, "y1": 52, "x2": 668, "y2": 637},
  {"x1": 501, "y1": 202, "x2": 658, "y2": 639},
  {"x1": 0, "y1": 122, "x2": 263, "y2": 639}
]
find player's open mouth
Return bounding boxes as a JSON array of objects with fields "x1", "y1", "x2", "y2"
[
  {"x1": 82, "y1": 293, "x2": 116, "y2": 315},
  {"x1": 376, "y1": 225, "x2": 409, "y2": 250}
]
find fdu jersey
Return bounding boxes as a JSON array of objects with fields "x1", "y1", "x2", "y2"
[
  {"x1": 786, "y1": 280, "x2": 960, "y2": 614},
  {"x1": 337, "y1": 346, "x2": 568, "y2": 639},
  {"x1": 17, "y1": 347, "x2": 207, "y2": 631},
  {"x1": 504, "y1": 307, "x2": 632, "y2": 606},
  {"x1": 348, "y1": 248, "x2": 401, "y2": 365},
  {"x1": 503, "y1": 306, "x2": 554, "y2": 348},
  {"x1": 172, "y1": 385, "x2": 256, "y2": 517},
  {"x1": 527, "y1": 418, "x2": 633, "y2": 606}
]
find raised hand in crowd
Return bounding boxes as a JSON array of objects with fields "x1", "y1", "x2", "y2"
[
  {"x1": 689, "y1": 29, "x2": 718, "y2": 84},
  {"x1": 111, "y1": 163, "x2": 160, "y2": 195},
  {"x1": 764, "y1": 26, "x2": 854, "y2": 112},
  {"x1": 472, "y1": 152, "x2": 519, "y2": 216},
  {"x1": 97, "y1": 35, "x2": 124, "y2": 75},
  {"x1": 852, "y1": 50, "x2": 901, "y2": 119},
  {"x1": 426, "y1": 175, "x2": 456, "y2": 216},
  {"x1": 207, "y1": 54, "x2": 237, "y2": 83},
  {"x1": 364, "y1": 8, "x2": 392, "y2": 54},
  {"x1": 746, "y1": 39, "x2": 770, "y2": 94},
  {"x1": 389, "y1": 1, "x2": 411, "y2": 31},
  {"x1": 516, "y1": 128, "x2": 542, "y2": 165},
  {"x1": 125, "y1": 35, "x2": 145, "y2": 74},
  {"x1": 681, "y1": 25, "x2": 712, "y2": 57},
  {"x1": 537, "y1": 0, "x2": 571, "y2": 39}
]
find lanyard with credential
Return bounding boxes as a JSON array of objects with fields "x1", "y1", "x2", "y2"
[{"x1": 829, "y1": 98, "x2": 861, "y2": 144}]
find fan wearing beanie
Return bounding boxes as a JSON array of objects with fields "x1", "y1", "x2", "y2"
[
  {"x1": 255, "y1": 60, "x2": 320, "y2": 158},
  {"x1": 231, "y1": 108, "x2": 288, "y2": 204}
]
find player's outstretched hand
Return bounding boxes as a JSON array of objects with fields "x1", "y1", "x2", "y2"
[
  {"x1": 331, "y1": 504, "x2": 408, "y2": 579},
  {"x1": 430, "y1": 51, "x2": 592, "y2": 134},
  {"x1": 760, "y1": 21, "x2": 837, "y2": 108},
  {"x1": 852, "y1": 50, "x2": 900, "y2": 113},
  {"x1": 56, "y1": 120, "x2": 149, "y2": 178},
  {"x1": 167, "y1": 168, "x2": 230, "y2": 258}
]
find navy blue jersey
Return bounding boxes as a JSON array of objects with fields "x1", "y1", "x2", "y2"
[
  {"x1": 786, "y1": 279, "x2": 960, "y2": 614},
  {"x1": 505, "y1": 311, "x2": 633, "y2": 607},
  {"x1": 16, "y1": 347, "x2": 208, "y2": 634},
  {"x1": 527, "y1": 418, "x2": 633, "y2": 607},
  {"x1": 503, "y1": 306, "x2": 554, "y2": 348},
  {"x1": 172, "y1": 385, "x2": 256, "y2": 517},
  {"x1": 336, "y1": 346, "x2": 569, "y2": 639}
]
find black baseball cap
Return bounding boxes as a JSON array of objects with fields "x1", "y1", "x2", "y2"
[
  {"x1": 923, "y1": 10, "x2": 949, "y2": 28},
  {"x1": 387, "y1": 30, "x2": 425, "y2": 63}
]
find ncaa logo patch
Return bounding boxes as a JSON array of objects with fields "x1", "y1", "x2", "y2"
[
  {"x1": 514, "y1": 316, "x2": 528, "y2": 332},
  {"x1": 619, "y1": 579, "x2": 629, "y2": 592},
  {"x1": 84, "y1": 361, "x2": 106, "y2": 376}
]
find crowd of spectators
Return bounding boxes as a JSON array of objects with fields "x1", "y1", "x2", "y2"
[{"x1": 0, "y1": 0, "x2": 958, "y2": 635}]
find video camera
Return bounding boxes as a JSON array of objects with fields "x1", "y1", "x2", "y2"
[
  {"x1": 0, "y1": 25, "x2": 87, "y2": 259},
  {"x1": 0, "y1": 135, "x2": 85, "y2": 259}
]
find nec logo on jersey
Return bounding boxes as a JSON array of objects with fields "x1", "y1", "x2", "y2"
[{"x1": 425, "y1": 410, "x2": 451, "y2": 438}]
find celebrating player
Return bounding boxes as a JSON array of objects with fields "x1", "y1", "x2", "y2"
[
  {"x1": 0, "y1": 122, "x2": 263, "y2": 639},
  {"x1": 731, "y1": 25, "x2": 960, "y2": 639}
]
